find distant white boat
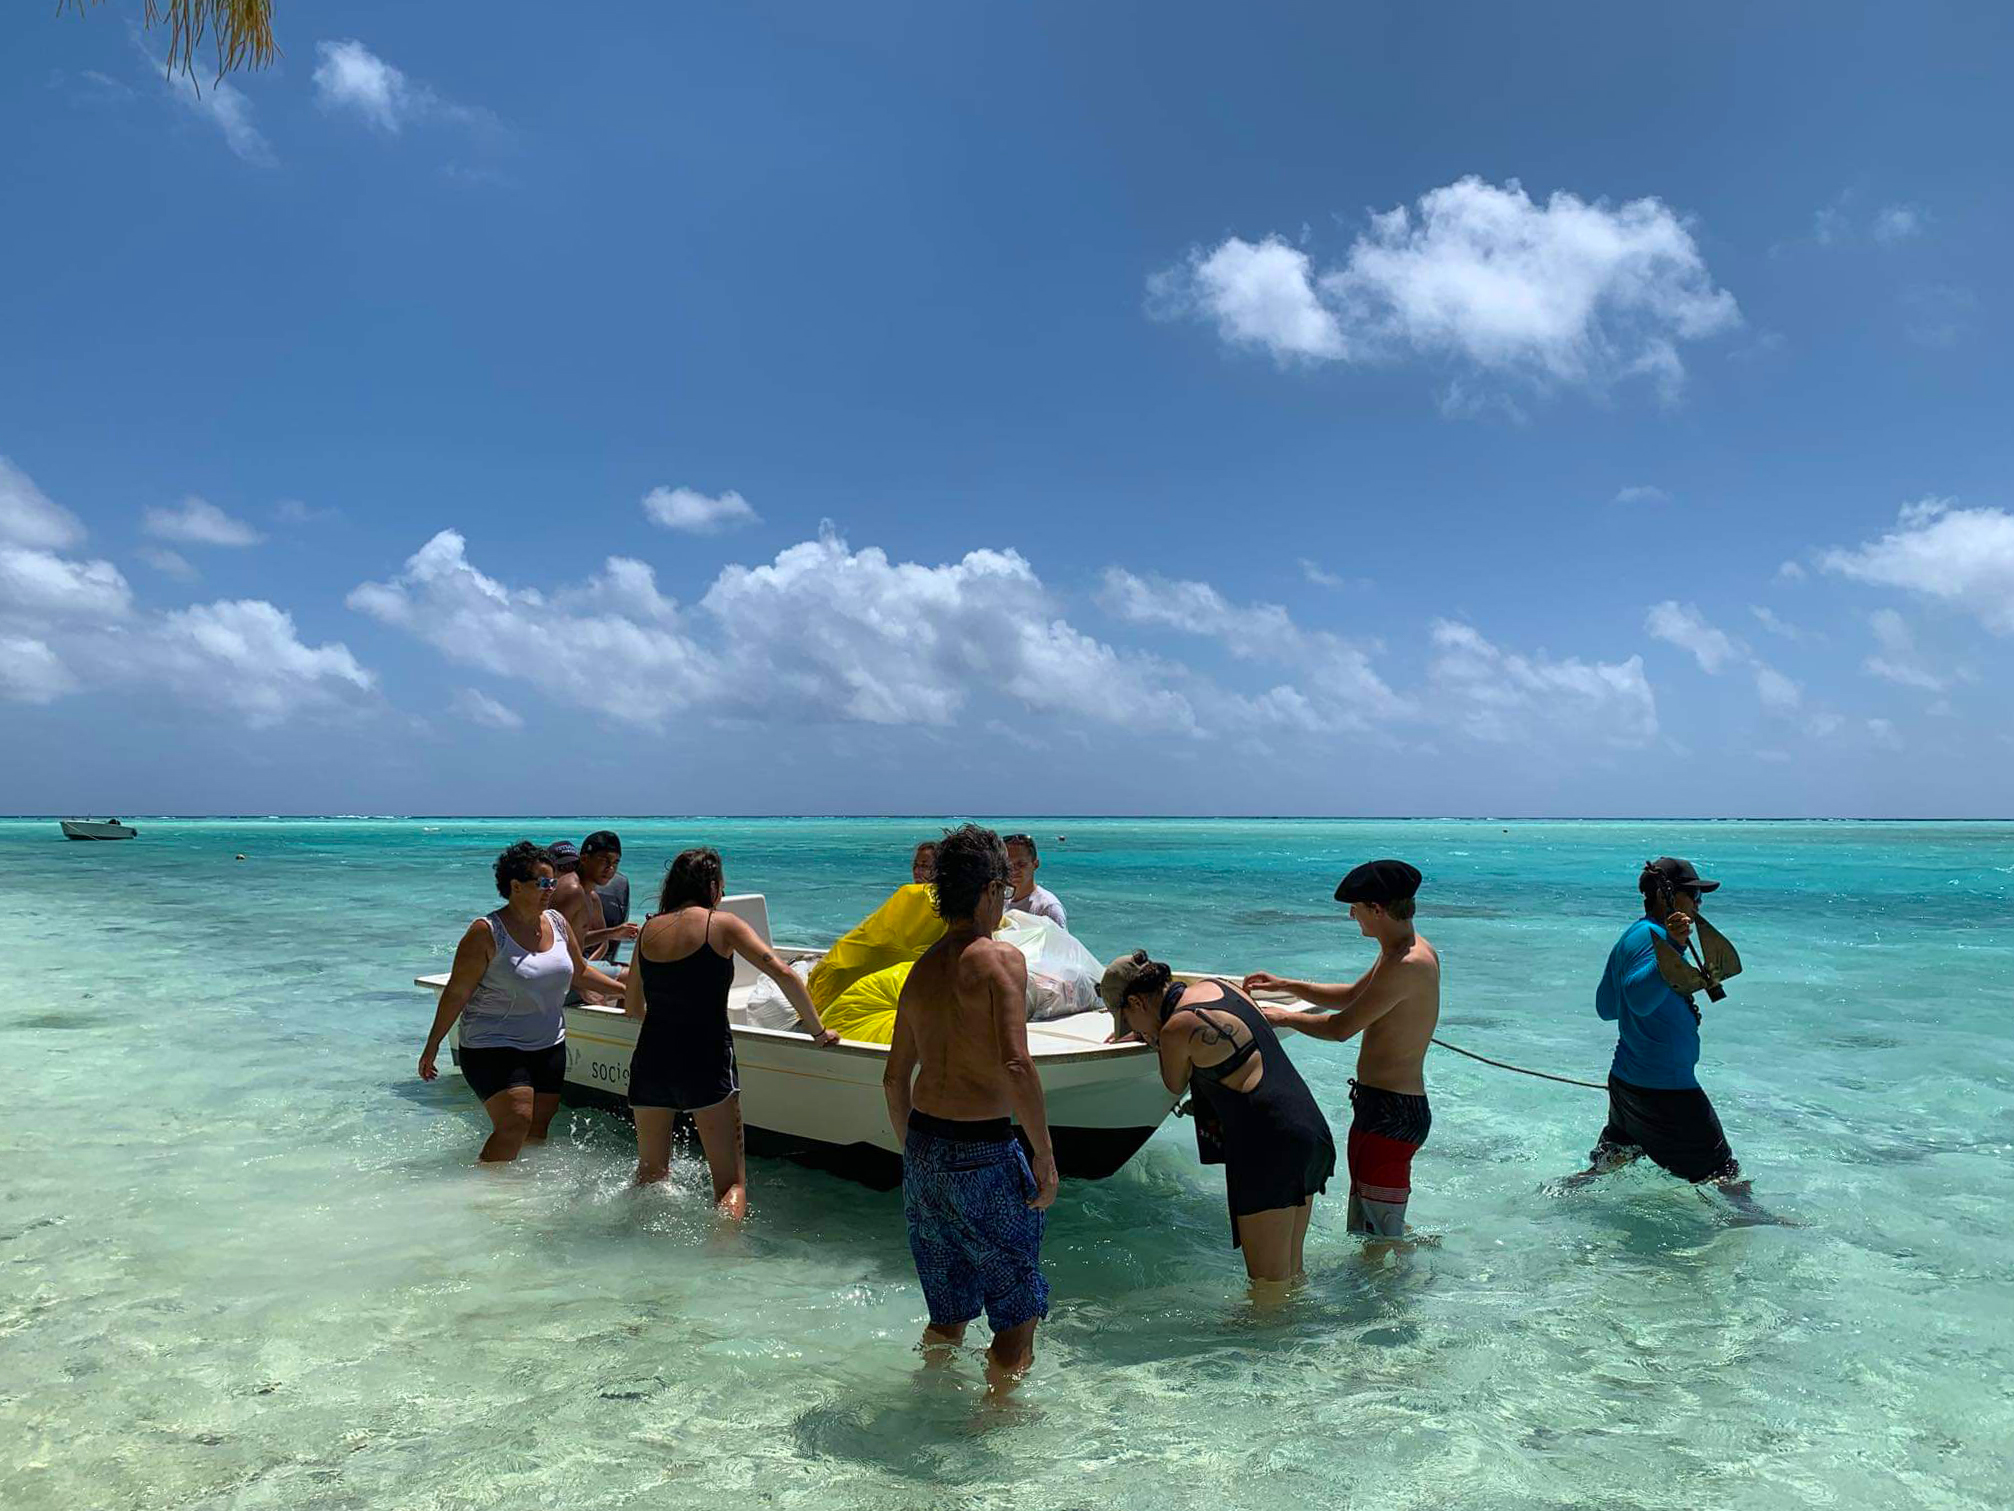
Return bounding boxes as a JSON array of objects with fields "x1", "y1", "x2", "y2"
[
  {"x1": 61, "y1": 818, "x2": 137, "y2": 841},
  {"x1": 415, "y1": 892, "x2": 1181, "y2": 1188}
]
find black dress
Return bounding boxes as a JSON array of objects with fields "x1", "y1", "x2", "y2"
[
  {"x1": 1180, "y1": 983, "x2": 1336, "y2": 1240},
  {"x1": 627, "y1": 911, "x2": 739, "y2": 1111}
]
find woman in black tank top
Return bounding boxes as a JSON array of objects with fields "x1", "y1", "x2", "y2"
[
  {"x1": 1101, "y1": 950, "x2": 1335, "y2": 1286},
  {"x1": 621, "y1": 848, "x2": 838, "y2": 1220}
]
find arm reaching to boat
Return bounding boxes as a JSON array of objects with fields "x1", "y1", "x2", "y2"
[
  {"x1": 1261, "y1": 966, "x2": 1404, "y2": 1043},
  {"x1": 987, "y1": 943, "x2": 1058, "y2": 1211},
  {"x1": 1240, "y1": 970, "x2": 1361, "y2": 1010},
  {"x1": 717, "y1": 912, "x2": 840, "y2": 1045},
  {"x1": 419, "y1": 919, "x2": 495, "y2": 1080},
  {"x1": 557, "y1": 914, "x2": 624, "y2": 1000}
]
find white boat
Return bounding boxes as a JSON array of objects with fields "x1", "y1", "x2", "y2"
[
  {"x1": 414, "y1": 893, "x2": 1182, "y2": 1188},
  {"x1": 60, "y1": 818, "x2": 137, "y2": 841}
]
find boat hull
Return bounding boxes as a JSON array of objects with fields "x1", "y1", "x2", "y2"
[
  {"x1": 61, "y1": 820, "x2": 137, "y2": 840},
  {"x1": 519, "y1": 1003, "x2": 1174, "y2": 1188}
]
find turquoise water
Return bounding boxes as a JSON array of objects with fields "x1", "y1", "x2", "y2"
[{"x1": 5, "y1": 817, "x2": 2012, "y2": 1510}]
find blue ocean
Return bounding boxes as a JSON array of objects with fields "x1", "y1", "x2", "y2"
[{"x1": 5, "y1": 817, "x2": 2011, "y2": 1510}]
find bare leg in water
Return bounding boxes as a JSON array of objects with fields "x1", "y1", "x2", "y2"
[
  {"x1": 1237, "y1": 1203, "x2": 1312, "y2": 1304},
  {"x1": 524, "y1": 1091, "x2": 561, "y2": 1144},
  {"x1": 479, "y1": 1087, "x2": 535, "y2": 1163},
  {"x1": 691, "y1": 1096, "x2": 749, "y2": 1221}
]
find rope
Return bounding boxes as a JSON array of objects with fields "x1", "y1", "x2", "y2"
[{"x1": 1430, "y1": 1036, "x2": 1606, "y2": 1091}]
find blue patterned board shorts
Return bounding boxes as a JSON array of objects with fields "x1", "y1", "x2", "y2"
[{"x1": 902, "y1": 1112, "x2": 1049, "y2": 1333}]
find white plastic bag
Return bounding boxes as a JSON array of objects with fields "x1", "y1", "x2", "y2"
[
  {"x1": 738, "y1": 957, "x2": 815, "y2": 1030},
  {"x1": 995, "y1": 911, "x2": 1104, "y2": 1021}
]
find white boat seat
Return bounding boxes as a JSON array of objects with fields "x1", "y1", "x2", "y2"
[{"x1": 716, "y1": 894, "x2": 771, "y2": 988}]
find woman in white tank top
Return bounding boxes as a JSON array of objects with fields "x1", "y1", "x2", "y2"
[{"x1": 419, "y1": 841, "x2": 624, "y2": 1163}]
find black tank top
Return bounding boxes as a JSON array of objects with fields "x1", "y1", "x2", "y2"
[
  {"x1": 1178, "y1": 985, "x2": 1330, "y2": 1158},
  {"x1": 632, "y1": 910, "x2": 736, "y2": 1087}
]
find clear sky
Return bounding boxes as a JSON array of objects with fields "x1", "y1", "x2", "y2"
[{"x1": 3, "y1": 3, "x2": 2010, "y2": 816}]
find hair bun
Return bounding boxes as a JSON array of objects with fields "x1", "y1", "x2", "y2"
[{"x1": 1131, "y1": 948, "x2": 1149, "y2": 964}]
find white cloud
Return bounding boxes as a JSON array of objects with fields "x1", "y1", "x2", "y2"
[
  {"x1": 143, "y1": 601, "x2": 373, "y2": 727},
  {"x1": 1156, "y1": 177, "x2": 1740, "y2": 400},
  {"x1": 0, "y1": 456, "x2": 87, "y2": 549},
  {"x1": 1646, "y1": 600, "x2": 1742, "y2": 674},
  {"x1": 450, "y1": 688, "x2": 524, "y2": 730},
  {"x1": 1753, "y1": 664, "x2": 1803, "y2": 712},
  {"x1": 1817, "y1": 499, "x2": 2014, "y2": 634},
  {"x1": 1777, "y1": 561, "x2": 1807, "y2": 582},
  {"x1": 354, "y1": 528, "x2": 1202, "y2": 735},
  {"x1": 1867, "y1": 717, "x2": 1902, "y2": 750},
  {"x1": 1149, "y1": 237, "x2": 1345, "y2": 362},
  {"x1": 1750, "y1": 605, "x2": 1809, "y2": 642},
  {"x1": 642, "y1": 486, "x2": 761, "y2": 535},
  {"x1": 1872, "y1": 205, "x2": 1926, "y2": 244},
  {"x1": 162, "y1": 67, "x2": 272, "y2": 165},
  {"x1": 1901, "y1": 284, "x2": 1977, "y2": 349},
  {"x1": 706, "y1": 537, "x2": 1199, "y2": 731},
  {"x1": 1299, "y1": 558, "x2": 1346, "y2": 588},
  {"x1": 1428, "y1": 620, "x2": 1658, "y2": 746},
  {"x1": 0, "y1": 547, "x2": 134, "y2": 620},
  {"x1": 0, "y1": 461, "x2": 369, "y2": 724},
  {"x1": 312, "y1": 40, "x2": 494, "y2": 135},
  {"x1": 1646, "y1": 600, "x2": 1806, "y2": 715},
  {"x1": 1615, "y1": 485, "x2": 1669, "y2": 504},
  {"x1": 1862, "y1": 608, "x2": 1947, "y2": 691},
  {"x1": 0, "y1": 636, "x2": 77, "y2": 703},
  {"x1": 138, "y1": 547, "x2": 198, "y2": 580},
  {"x1": 143, "y1": 496, "x2": 263, "y2": 547},
  {"x1": 1097, "y1": 567, "x2": 1411, "y2": 730}
]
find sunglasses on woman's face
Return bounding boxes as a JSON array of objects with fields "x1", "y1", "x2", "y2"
[{"x1": 528, "y1": 876, "x2": 557, "y2": 891}]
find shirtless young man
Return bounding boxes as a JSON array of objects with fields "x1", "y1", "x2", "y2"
[
  {"x1": 884, "y1": 824, "x2": 1059, "y2": 1388},
  {"x1": 1245, "y1": 859, "x2": 1440, "y2": 1240},
  {"x1": 551, "y1": 835, "x2": 639, "y2": 1002}
]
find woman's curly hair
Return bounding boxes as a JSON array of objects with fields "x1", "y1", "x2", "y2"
[{"x1": 493, "y1": 840, "x2": 555, "y2": 899}]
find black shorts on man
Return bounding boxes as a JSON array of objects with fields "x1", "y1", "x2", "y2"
[{"x1": 1590, "y1": 1074, "x2": 1738, "y2": 1183}]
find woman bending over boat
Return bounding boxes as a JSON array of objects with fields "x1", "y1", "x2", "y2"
[
  {"x1": 419, "y1": 841, "x2": 624, "y2": 1163},
  {"x1": 624, "y1": 848, "x2": 839, "y2": 1219},
  {"x1": 1101, "y1": 952, "x2": 1336, "y2": 1288}
]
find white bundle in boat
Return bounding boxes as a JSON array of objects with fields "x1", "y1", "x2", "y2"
[
  {"x1": 996, "y1": 911, "x2": 1105, "y2": 1021},
  {"x1": 740, "y1": 958, "x2": 816, "y2": 1030}
]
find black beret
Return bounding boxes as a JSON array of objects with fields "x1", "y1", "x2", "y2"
[{"x1": 1334, "y1": 858, "x2": 1422, "y2": 905}]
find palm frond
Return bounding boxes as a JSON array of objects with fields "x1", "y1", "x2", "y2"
[{"x1": 64, "y1": 0, "x2": 278, "y2": 80}]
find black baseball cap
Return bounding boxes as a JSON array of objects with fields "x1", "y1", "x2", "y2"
[
  {"x1": 581, "y1": 830, "x2": 621, "y2": 857},
  {"x1": 1645, "y1": 856, "x2": 1719, "y2": 893},
  {"x1": 1334, "y1": 858, "x2": 1422, "y2": 905},
  {"x1": 548, "y1": 839, "x2": 580, "y2": 865}
]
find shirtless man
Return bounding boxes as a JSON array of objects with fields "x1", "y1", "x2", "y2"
[
  {"x1": 884, "y1": 824, "x2": 1058, "y2": 1388},
  {"x1": 551, "y1": 834, "x2": 639, "y2": 1001},
  {"x1": 1245, "y1": 859, "x2": 1440, "y2": 1240}
]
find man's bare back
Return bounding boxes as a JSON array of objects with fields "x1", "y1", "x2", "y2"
[{"x1": 898, "y1": 933, "x2": 1028, "y2": 1120}]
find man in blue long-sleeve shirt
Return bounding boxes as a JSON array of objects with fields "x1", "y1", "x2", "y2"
[{"x1": 1574, "y1": 857, "x2": 1743, "y2": 1188}]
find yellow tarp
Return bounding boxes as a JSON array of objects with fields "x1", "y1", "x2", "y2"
[
  {"x1": 806, "y1": 883, "x2": 945, "y2": 1009},
  {"x1": 820, "y1": 960, "x2": 911, "y2": 1045}
]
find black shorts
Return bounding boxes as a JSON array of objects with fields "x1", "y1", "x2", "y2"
[
  {"x1": 1593, "y1": 1075, "x2": 1738, "y2": 1183},
  {"x1": 459, "y1": 1042, "x2": 567, "y2": 1103}
]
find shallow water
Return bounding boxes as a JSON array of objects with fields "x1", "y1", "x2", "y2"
[{"x1": 5, "y1": 817, "x2": 2011, "y2": 1510}]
